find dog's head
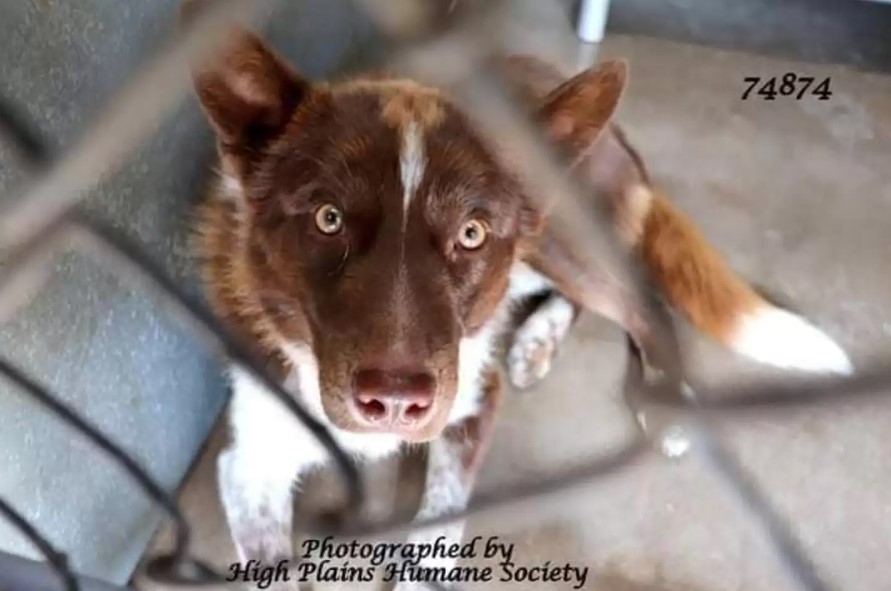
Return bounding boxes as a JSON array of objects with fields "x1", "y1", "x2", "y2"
[{"x1": 194, "y1": 33, "x2": 626, "y2": 441}]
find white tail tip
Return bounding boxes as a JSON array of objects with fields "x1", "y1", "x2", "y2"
[{"x1": 731, "y1": 306, "x2": 853, "y2": 374}]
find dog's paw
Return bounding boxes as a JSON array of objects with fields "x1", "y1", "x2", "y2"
[
  {"x1": 508, "y1": 327, "x2": 559, "y2": 389},
  {"x1": 507, "y1": 296, "x2": 575, "y2": 389}
]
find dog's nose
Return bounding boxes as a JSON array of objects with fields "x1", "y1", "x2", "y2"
[{"x1": 351, "y1": 368, "x2": 435, "y2": 429}]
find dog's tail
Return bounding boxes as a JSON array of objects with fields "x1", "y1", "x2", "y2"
[{"x1": 631, "y1": 185, "x2": 852, "y2": 374}]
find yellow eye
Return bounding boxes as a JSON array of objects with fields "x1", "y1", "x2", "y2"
[
  {"x1": 314, "y1": 203, "x2": 343, "y2": 235},
  {"x1": 457, "y1": 219, "x2": 488, "y2": 250}
]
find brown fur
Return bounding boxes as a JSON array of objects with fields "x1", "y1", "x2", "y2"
[
  {"x1": 637, "y1": 190, "x2": 761, "y2": 341},
  {"x1": 193, "y1": 33, "x2": 771, "y2": 443},
  {"x1": 539, "y1": 60, "x2": 628, "y2": 162},
  {"x1": 332, "y1": 77, "x2": 447, "y2": 130},
  {"x1": 188, "y1": 28, "x2": 847, "y2": 577},
  {"x1": 497, "y1": 55, "x2": 764, "y2": 349},
  {"x1": 193, "y1": 193, "x2": 296, "y2": 376},
  {"x1": 192, "y1": 32, "x2": 543, "y2": 441}
]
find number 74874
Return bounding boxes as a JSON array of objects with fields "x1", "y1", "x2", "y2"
[{"x1": 742, "y1": 74, "x2": 832, "y2": 101}]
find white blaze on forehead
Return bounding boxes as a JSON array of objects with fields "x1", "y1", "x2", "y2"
[
  {"x1": 391, "y1": 121, "x2": 426, "y2": 338},
  {"x1": 399, "y1": 122, "x2": 426, "y2": 228}
]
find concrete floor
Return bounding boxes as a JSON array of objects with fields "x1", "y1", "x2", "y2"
[{"x1": 134, "y1": 3, "x2": 891, "y2": 591}]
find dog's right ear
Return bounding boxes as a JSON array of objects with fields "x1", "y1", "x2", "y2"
[{"x1": 192, "y1": 29, "x2": 308, "y2": 151}]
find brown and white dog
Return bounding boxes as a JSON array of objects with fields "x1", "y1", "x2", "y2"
[{"x1": 191, "y1": 30, "x2": 851, "y2": 587}]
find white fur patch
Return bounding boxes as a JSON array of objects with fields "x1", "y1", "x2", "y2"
[
  {"x1": 731, "y1": 305, "x2": 853, "y2": 374},
  {"x1": 397, "y1": 435, "x2": 469, "y2": 586},
  {"x1": 448, "y1": 300, "x2": 511, "y2": 425},
  {"x1": 507, "y1": 262, "x2": 554, "y2": 299},
  {"x1": 449, "y1": 261, "x2": 556, "y2": 421},
  {"x1": 399, "y1": 122, "x2": 425, "y2": 226},
  {"x1": 219, "y1": 173, "x2": 244, "y2": 202},
  {"x1": 228, "y1": 344, "x2": 402, "y2": 475}
]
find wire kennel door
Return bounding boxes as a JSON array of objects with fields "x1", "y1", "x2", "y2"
[{"x1": 0, "y1": 1, "x2": 888, "y2": 590}]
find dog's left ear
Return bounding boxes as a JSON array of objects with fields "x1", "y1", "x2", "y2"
[{"x1": 537, "y1": 59, "x2": 628, "y2": 162}]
